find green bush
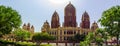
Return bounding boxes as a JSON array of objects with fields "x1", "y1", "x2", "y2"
[
  {"x1": 0, "y1": 39, "x2": 36, "y2": 46},
  {"x1": 0, "y1": 39, "x2": 52, "y2": 46},
  {"x1": 0, "y1": 39, "x2": 15, "y2": 46},
  {"x1": 16, "y1": 41, "x2": 36, "y2": 46}
]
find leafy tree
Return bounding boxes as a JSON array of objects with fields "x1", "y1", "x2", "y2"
[
  {"x1": 0, "y1": 5, "x2": 21, "y2": 37},
  {"x1": 32, "y1": 32, "x2": 55, "y2": 46},
  {"x1": 69, "y1": 33, "x2": 86, "y2": 41},
  {"x1": 80, "y1": 40, "x2": 90, "y2": 46},
  {"x1": 95, "y1": 37, "x2": 103, "y2": 46},
  {"x1": 80, "y1": 32, "x2": 94, "y2": 46},
  {"x1": 94, "y1": 29, "x2": 104, "y2": 46},
  {"x1": 32, "y1": 32, "x2": 55, "y2": 41},
  {"x1": 96, "y1": 28, "x2": 109, "y2": 46},
  {"x1": 74, "y1": 33, "x2": 85, "y2": 41},
  {"x1": 12, "y1": 28, "x2": 31, "y2": 41},
  {"x1": 80, "y1": 31, "x2": 104, "y2": 46},
  {"x1": 99, "y1": 5, "x2": 120, "y2": 46}
]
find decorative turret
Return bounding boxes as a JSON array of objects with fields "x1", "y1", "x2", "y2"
[
  {"x1": 64, "y1": 2, "x2": 77, "y2": 27},
  {"x1": 22, "y1": 23, "x2": 34, "y2": 34},
  {"x1": 91, "y1": 21, "x2": 99, "y2": 32},
  {"x1": 31, "y1": 25, "x2": 34, "y2": 33},
  {"x1": 27, "y1": 23, "x2": 30, "y2": 31},
  {"x1": 65, "y1": 2, "x2": 75, "y2": 12},
  {"x1": 41, "y1": 20, "x2": 50, "y2": 32},
  {"x1": 51, "y1": 11, "x2": 60, "y2": 28},
  {"x1": 82, "y1": 11, "x2": 90, "y2": 21},
  {"x1": 23, "y1": 23, "x2": 27, "y2": 30},
  {"x1": 80, "y1": 11, "x2": 90, "y2": 29}
]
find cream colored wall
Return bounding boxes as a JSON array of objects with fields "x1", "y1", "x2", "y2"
[{"x1": 45, "y1": 27, "x2": 90, "y2": 41}]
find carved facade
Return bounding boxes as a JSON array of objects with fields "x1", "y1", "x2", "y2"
[
  {"x1": 41, "y1": 2, "x2": 98, "y2": 41},
  {"x1": 22, "y1": 23, "x2": 34, "y2": 34},
  {"x1": 91, "y1": 21, "x2": 99, "y2": 32}
]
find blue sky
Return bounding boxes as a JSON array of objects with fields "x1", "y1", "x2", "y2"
[{"x1": 0, "y1": 0, "x2": 120, "y2": 32}]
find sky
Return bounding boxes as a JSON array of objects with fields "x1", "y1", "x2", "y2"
[{"x1": 0, "y1": 0, "x2": 120, "y2": 32}]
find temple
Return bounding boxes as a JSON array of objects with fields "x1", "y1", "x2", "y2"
[
  {"x1": 22, "y1": 23, "x2": 34, "y2": 34},
  {"x1": 41, "y1": 2, "x2": 98, "y2": 41}
]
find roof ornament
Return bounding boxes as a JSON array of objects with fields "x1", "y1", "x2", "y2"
[
  {"x1": 69, "y1": 1, "x2": 71, "y2": 4},
  {"x1": 46, "y1": 20, "x2": 48, "y2": 22}
]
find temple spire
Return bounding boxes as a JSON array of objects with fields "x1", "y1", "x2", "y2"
[
  {"x1": 69, "y1": 1, "x2": 71, "y2": 4},
  {"x1": 64, "y1": 2, "x2": 76, "y2": 27},
  {"x1": 51, "y1": 11, "x2": 60, "y2": 28}
]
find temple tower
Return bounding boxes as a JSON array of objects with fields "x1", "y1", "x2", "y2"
[
  {"x1": 22, "y1": 23, "x2": 34, "y2": 33},
  {"x1": 91, "y1": 21, "x2": 99, "y2": 32},
  {"x1": 23, "y1": 23, "x2": 27, "y2": 30},
  {"x1": 41, "y1": 20, "x2": 50, "y2": 32},
  {"x1": 64, "y1": 2, "x2": 77, "y2": 27},
  {"x1": 27, "y1": 23, "x2": 30, "y2": 31},
  {"x1": 51, "y1": 11, "x2": 60, "y2": 28},
  {"x1": 80, "y1": 11, "x2": 90, "y2": 29},
  {"x1": 31, "y1": 25, "x2": 34, "y2": 33}
]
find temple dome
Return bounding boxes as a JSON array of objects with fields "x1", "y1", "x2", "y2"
[
  {"x1": 44, "y1": 20, "x2": 49, "y2": 25},
  {"x1": 91, "y1": 21, "x2": 98, "y2": 27},
  {"x1": 52, "y1": 11, "x2": 59, "y2": 21},
  {"x1": 82, "y1": 11, "x2": 89, "y2": 18},
  {"x1": 82, "y1": 11, "x2": 90, "y2": 21},
  {"x1": 52, "y1": 11, "x2": 58, "y2": 17},
  {"x1": 65, "y1": 2, "x2": 75, "y2": 12},
  {"x1": 51, "y1": 11, "x2": 60, "y2": 28},
  {"x1": 91, "y1": 21, "x2": 99, "y2": 31}
]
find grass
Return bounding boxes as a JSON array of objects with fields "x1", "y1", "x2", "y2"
[{"x1": 0, "y1": 39, "x2": 52, "y2": 46}]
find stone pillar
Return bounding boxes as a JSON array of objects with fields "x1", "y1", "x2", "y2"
[
  {"x1": 56, "y1": 41, "x2": 58, "y2": 46},
  {"x1": 47, "y1": 41, "x2": 49, "y2": 44},
  {"x1": 65, "y1": 42, "x2": 67, "y2": 46},
  {"x1": 73, "y1": 42, "x2": 75, "y2": 46}
]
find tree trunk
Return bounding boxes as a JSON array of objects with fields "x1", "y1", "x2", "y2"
[
  {"x1": 36, "y1": 41, "x2": 41, "y2": 46},
  {"x1": 98, "y1": 43, "x2": 102, "y2": 46},
  {"x1": 105, "y1": 39, "x2": 108, "y2": 46},
  {"x1": 116, "y1": 35, "x2": 119, "y2": 46},
  {"x1": 97, "y1": 42, "x2": 102, "y2": 46}
]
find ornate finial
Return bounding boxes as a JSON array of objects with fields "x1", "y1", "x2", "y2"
[
  {"x1": 54, "y1": 10, "x2": 57, "y2": 13},
  {"x1": 27, "y1": 23, "x2": 30, "y2": 26},
  {"x1": 31, "y1": 25, "x2": 34, "y2": 28},
  {"x1": 23, "y1": 23, "x2": 26, "y2": 26},
  {"x1": 85, "y1": 11, "x2": 87, "y2": 13},
  {"x1": 54, "y1": 10, "x2": 56, "y2": 12},
  {"x1": 93, "y1": 21, "x2": 96, "y2": 24},
  {"x1": 53, "y1": 10, "x2": 58, "y2": 17},
  {"x1": 94, "y1": 21, "x2": 96, "y2": 23},
  {"x1": 69, "y1": 1, "x2": 71, "y2": 4},
  {"x1": 46, "y1": 20, "x2": 48, "y2": 22}
]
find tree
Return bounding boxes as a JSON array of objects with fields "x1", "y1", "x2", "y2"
[
  {"x1": 0, "y1": 5, "x2": 22, "y2": 37},
  {"x1": 99, "y1": 5, "x2": 120, "y2": 46},
  {"x1": 96, "y1": 28, "x2": 109, "y2": 46},
  {"x1": 80, "y1": 32, "x2": 94, "y2": 46},
  {"x1": 70, "y1": 33, "x2": 86, "y2": 41},
  {"x1": 12, "y1": 28, "x2": 31, "y2": 41},
  {"x1": 80, "y1": 31, "x2": 104, "y2": 46},
  {"x1": 95, "y1": 37, "x2": 103, "y2": 46},
  {"x1": 75, "y1": 33, "x2": 85, "y2": 41},
  {"x1": 32, "y1": 32, "x2": 55, "y2": 46},
  {"x1": 32, "y1": 32, "x2": 55, "y2": 41}
]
